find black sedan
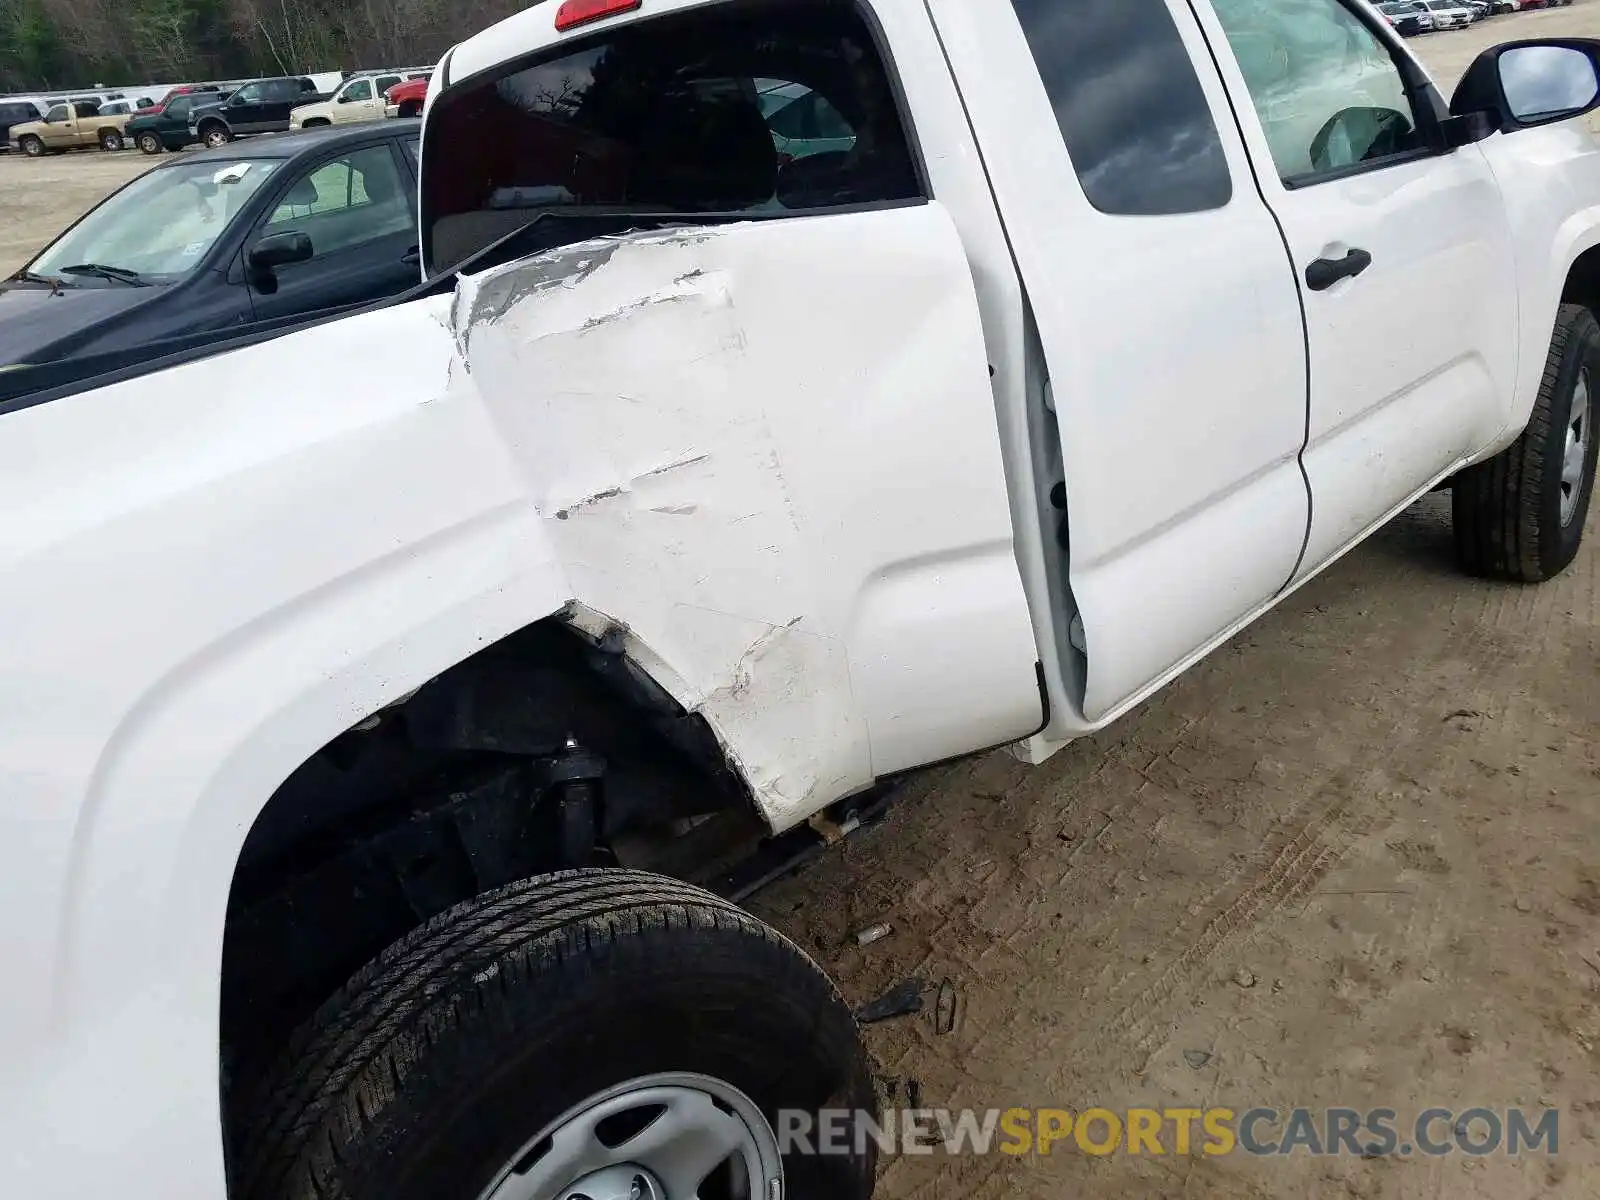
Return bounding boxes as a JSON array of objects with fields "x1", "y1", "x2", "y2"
[{"x1": 0, "y1": 123, "x2": 422, "y2": 367}]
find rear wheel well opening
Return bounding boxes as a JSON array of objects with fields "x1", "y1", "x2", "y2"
[
  {"x1": 218, "y1": 615, "x2": 760, "y2": 1140},
  {"x1": 1563, "y1": 245, "x2": 1600, "y2": 318}
]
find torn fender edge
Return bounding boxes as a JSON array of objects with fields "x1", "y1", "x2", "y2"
[{"x1": 560, "y1": 601, "x2": 813, "y2": 832}]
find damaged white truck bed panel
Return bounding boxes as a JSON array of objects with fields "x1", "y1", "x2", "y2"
[{"x1": 456, "y1": 205, "x2": 1043, "y2": 828}]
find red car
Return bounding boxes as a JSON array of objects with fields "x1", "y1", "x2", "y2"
[
  {"x1": 149, "y1": 82, "x2": 227, "y2": 115},
  {"x1": 385, "y1": 77, "x2": 429, "y2": 119}
]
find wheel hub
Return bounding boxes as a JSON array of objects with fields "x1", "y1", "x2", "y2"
[
  {"x1": 478, "y1": 1073, "x2": 783, "y2": 1200},
  {"x1": 563, "y1": 1164, "x2": 663, "y2": 1200},
  {"x1": 1561, "y1": 367, "x2": 1591, "y2": 527}
]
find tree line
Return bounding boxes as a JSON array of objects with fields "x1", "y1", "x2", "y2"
[{"x1": 0, "y1": 0, "x2": 522, "y2": 93}]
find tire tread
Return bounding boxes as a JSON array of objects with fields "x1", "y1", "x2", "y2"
[
  {"x1": 235, "y1": 869, "x2": 860, "y2": 1200},
  {"x1": 1453, "y1": 302, "x2": 1593, "y2": 581}
]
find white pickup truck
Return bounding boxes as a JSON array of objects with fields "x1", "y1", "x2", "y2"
[{"x1": 3, "y1": 1, "x2": 1599, "y2": 1197}]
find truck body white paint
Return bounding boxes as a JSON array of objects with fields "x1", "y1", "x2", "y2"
[{"x1": 3, "y1": 0, "x2": 1600, "y2": 1194}]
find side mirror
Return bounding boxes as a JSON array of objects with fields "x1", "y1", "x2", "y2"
[
  {"x1": 1451, "y1": 38, "x2": 1600, "y2": 134},
  {"x1": 249, "y1": 231, "x2": 313, "y2": 272},
  {"x1": 336, "y1": 93, "x2": 352, "y2": 104}
]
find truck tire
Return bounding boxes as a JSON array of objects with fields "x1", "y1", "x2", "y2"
[
  {"x1": 19, "y1": 134, "x2": 43, "y2": 157},
  {"x1": 235, "y1": 869, "x2": 877, "y2": 1200},
  {"x1": 302, "y1": 117, "x2": 330, "y2": 128},
  {"x1": 136, "y1": 131, "x2": 162, "y2": 154},
  {"x1": 98, "y1": 128, "x2": 123, "y2": 151},
  {"x1": 399, "y1": 100, "x2": 421, "y2": 119},
  {"x1": 200, "y1": 121, "x2": 230, "y2": 149},
  {"x1": 1453, "y1": 303, "x2": 1599, "y2": 581}
]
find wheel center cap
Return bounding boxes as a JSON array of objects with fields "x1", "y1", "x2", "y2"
[{"x1": 562, "y1": 1164, "x2": 664, "y2": 1200}]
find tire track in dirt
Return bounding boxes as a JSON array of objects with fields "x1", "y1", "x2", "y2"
[{"x1": 1105, "y1": 781, "x2": 1376, "y2": 1061}]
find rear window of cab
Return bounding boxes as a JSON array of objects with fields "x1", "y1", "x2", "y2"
[{"x1": 420, "y1": 0, "x2": 923, "y2": 272}]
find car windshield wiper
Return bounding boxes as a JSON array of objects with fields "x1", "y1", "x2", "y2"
[{"x1": 58, "y1": 263, "x2": 147, "y2": 286}]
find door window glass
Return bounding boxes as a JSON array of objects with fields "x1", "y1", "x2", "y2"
[
  {"x1": 45, "y1": 105, "x2": 68, "y2": 122},
  {"x1": 231, "y1": 84, "x2": 262, "y2": 104},
  {"x1": 1211, "y1": 0, "x2": 1425, "y2": 184},
  {"x1": 263, "y1": 145, "x2": 412, "y2": 258},
  {"x1": 1010, "y1": 0, "x2": 1232, "y2": 215},
  {"x1": 377, "y1": 76, "x2": 402, "y2": 94},
  {"x1": 343, "y1": 80, "x2": 374, "y2": 103}
]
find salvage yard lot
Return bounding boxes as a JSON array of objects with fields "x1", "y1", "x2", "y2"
[{"x1": 2, "y1": 8, "x2": 1600, "y2": 1198}]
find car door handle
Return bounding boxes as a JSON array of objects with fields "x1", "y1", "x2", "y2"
[{"x1": 1304, "y1": 249, "x2": 1373, "y2": 291}]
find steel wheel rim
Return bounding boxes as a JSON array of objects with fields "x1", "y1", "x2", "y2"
[
  {"x1": 476, "y1": 1072, "x2": 784, "y2": 1200},
  {"x1": 1562, "y1": 368, "x2": 1591, "y2": 527}
]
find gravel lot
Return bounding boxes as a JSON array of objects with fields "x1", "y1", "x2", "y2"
[{"x1": 4, "y1": 9, "x2": 1600, "y2": 1198}]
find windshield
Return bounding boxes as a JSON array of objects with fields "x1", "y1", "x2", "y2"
[{"x1": 27, "y1": 158, "x2": 281, "y2": 282}]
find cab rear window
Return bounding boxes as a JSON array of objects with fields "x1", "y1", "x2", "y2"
[{"x1": 421, "y1": 0, "x2": 923, "y2": 272}]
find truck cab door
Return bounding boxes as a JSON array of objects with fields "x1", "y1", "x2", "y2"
[
  {"x1": 927, "y1": 0, "x2": 1312, "y2": 723},
  {"x1": 264, "y1": 81, "x2": 296, "y2": 128},
  {"x1": 334, "y1": 78, "x2": 375, "y2": 124},
  {"x1": 40, "y1": 104, "x2": 71, "y2": 148},
  {"x1": 221, "y1": 86, "x2": 257, "y2": 132},
  {"x1": 1194, "y1": 0, "x2": 1518, "y2": 579}
]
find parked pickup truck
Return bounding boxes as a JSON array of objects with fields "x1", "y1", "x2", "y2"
[
  {"x1": 383, "y1": 75, "x2": 429, "y2": 119},
  {"x1": 3, "y1": 1, "x2": 1600, "y2": 1198},
  {"x1": 125, "y1": 84, "x2": 225, "y2": 153},
  {"x1": 8, "y1": 99, "x2": 132, "y2": 154},
  {"x1": 189, "y1": 76, "x2": 327, "y2": 147}
]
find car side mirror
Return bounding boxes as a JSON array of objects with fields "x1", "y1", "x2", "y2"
[
  {"x1": 1451, "y1": 38, "x2": 1600, "y2": 135},
  {"x1": 249, "y1": 231, "x2": 314, "y2": 276},
  {"x1": 337, "y1": 93, "x2": 352, "y2": 104}
]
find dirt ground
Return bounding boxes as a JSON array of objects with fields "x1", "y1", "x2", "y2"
[
  {"x1": 0, "y1": 150, "x2": 153, "y2": 276},
  {"x1": 3, "y1": 9, "x2": 1600, "y2": 1198}
]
